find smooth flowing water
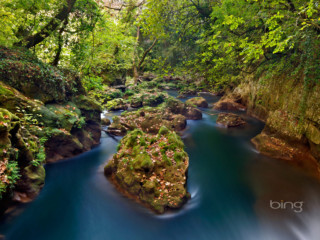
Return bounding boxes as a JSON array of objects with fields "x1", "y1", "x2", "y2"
[{"x1": 1, "y1": 93, "x2": 320, "y2": 240}]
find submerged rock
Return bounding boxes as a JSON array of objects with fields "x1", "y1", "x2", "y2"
[
  {"x1": 216, "y1": 113, "x2": 246, "y2": 128},
  {"x1": 104, "y1": 127, "x2": 190, "y2": 214},
  {"x1": 252, "y1": 132, "x2": 320, "y2": 178},
  {"x1": 186, "y1": 97, "x2": 209, "y2": 108}
]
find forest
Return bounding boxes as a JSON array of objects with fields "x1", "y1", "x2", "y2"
[{"x1": 0, "y1": 0, "x2": 320, "y2": 240}]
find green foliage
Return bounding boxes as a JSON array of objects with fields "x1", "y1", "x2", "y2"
[
  {"x1": 33, "y1": 136, "x2": 48, "y2": 166},
  {"x1": 3, "y1": 161, "x2": 21, "y2": 192}
]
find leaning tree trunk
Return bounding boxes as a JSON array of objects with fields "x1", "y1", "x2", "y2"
[
  {"x1": 52, "y1": 18, "x2": 69, "y2": 66},
  {"x1": 19, "y1": 0, "x2": 77, "y2": 49},
  {"x1": 138, "y1": 38, "x2": 158, "y2": 70}
]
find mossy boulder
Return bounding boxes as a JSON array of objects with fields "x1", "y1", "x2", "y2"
[
  {"x1": 165, "y1": 98, "x2": 202, "y2": 120},
  {"x1": 106, "y1": 107, "x2": 187, "y2": 136},
  {"x1": 0, "y1": 48, "x2": 102, "y2": 215},
  {"x1": 0, "y1": 81, "x2": 43, "y2": 113},
  {"x1": 213, "y1": 98, "x2": 246, "y2": 111},
  {"x1": 178, "y1": 88, "x2": 197, "y2": 98},
  {"x1": 104, "y1": 128, "x2": 190, "y2": 214},
  {"x1": 130, "y1": 96, "x2": 143, "y2": 108},
  {"x1": 44, "y1": 103, "x2": 83, "y2": 132},
  {"x1": 142, "y1": 92, "x2": 166, "y2": 107},
  {"x1": 101, "y1": 118, "x2": 111, "y2": 126},
  {"x1": 216, "y1": 113, "x2": 246, "y2": 128},
  {"x1": 186, "y1": 97, "x2": 208, "y2": 108},
  {"x1": 105, "y1": 99, "x2": 128, "y2": 111},
  {"x1": 129, "y1": 91, "x2": 168, "y2": 109}
]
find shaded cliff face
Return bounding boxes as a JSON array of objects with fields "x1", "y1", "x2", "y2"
[
  {"x1": 230, "y1": 74, "x2": 320, "y2": 177},
  {"x1": 0, "y1": 47, "x2": 102, "y2": 214}
]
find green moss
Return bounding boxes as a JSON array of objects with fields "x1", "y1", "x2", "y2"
[
  {"x1": 45, "y1": 103, "x2": 82, "y2": 131},
  {"x1": 133, "y1": 152, "x2": 153, "y2": 171},
  {"x1": 124, "y1": 129, "x2": 145, "y2": 148},
  {"x1": 162, "y1": 153, "x2": 172, "y2": 166},
  {"x1": 167, "y1": 132, "x2": 184, "y2": 148},
  {"x1": 73, "y1": 95, "x2": 102, "y2": 111},
  {"x1": 158, "y1": 126, "x2": 170, "y2": 136},
  {"x1": 174, "y1": 152, "x2": 186, "y2": 163},
  {"x1": 0, "y1": 82, "x2": 14, "y2": 96}
]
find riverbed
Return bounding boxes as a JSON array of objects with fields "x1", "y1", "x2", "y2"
[{"x1": 1, "y1": 93, "x2": 320, "y2": 240}]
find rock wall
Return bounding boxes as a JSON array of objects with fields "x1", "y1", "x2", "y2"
[
  {"x1": 228, "y1": 73, "x2": 320, "y2": 177},
  {"x1": 0, "y1": 47, "x2": 102, "y2": 214}
]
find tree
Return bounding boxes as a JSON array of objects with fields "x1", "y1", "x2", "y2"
[{"x1": 19, "y1": 0, "x2": 78, "y2": 48}]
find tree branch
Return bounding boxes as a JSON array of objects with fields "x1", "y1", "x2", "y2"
[
  {"x1": 19, "y1": 0, "x2": 77, "y2": 48},
  {"x1": 138, "y1": 38, "x2": 158, "y2": 69}
]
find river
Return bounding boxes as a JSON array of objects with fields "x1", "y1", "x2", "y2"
[{"x1": 1, "y1": 93, "x2": 320, "y2": 240}]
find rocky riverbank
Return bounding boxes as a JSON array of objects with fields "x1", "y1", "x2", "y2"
[
  {"x1": 0, "y1": 47, "x2": 102, "y2": 214},
  {"x1": 214, "y1": 72, "x2": 320, "y2": 178}
]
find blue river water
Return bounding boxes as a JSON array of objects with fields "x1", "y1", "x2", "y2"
[{"x1": 1, "y1": 93, "x2": 320, "y2": 240}]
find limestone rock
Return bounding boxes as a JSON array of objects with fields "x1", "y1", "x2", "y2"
[
  {"x1": 186, "y1": 97, "x2": 209, "y2": 108},
  {"x1": 216, "y1": 113, "x2": 246, "y2": 128},
  {"x1": 104, "y1": 127, "x2": 190, "y2": 214}
]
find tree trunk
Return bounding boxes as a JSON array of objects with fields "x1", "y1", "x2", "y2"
[
  {"x1": 52, "y1": 19, "x2": 69, "y2": 66},
  {"x1": 133, "y1": 26, "x2": 140, "y2": 85},
  {"x1": 19, "y1": 0, "x2": 77, "y2": 48},
  {"x1": 138, "y1": 38, "x2": 158, "y2": 70}
]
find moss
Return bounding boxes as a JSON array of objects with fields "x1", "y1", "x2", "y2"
[
  {"x1": 162, "y1": 153, "x2": 172, "y2": 166},
  {"x1": 105, "y1": 98, "x2": 127, "y2": 111},
  {"x1": 158, "y1": 126, "x2": 170, "y2": 136},
  {"x1": 174, "y1": 152, "x2": 186, "y2": 163},
  {"x1": 167, "y1": 132, "x2": 184, "y2": 149},
  {"x1": 24, "y1": 165, "x2": 45, "y2": 193},
  {"x1": 73, "y1": 95, "x2": 102, "y2": 112},
  {"x1": 0, "y1": 82, "x2": 14, "y2": 96},
  {"x1": 45, "y1": 103, "x2": 82, "y2": 131},
  {"x1": 133, "y1": 152, "x2": 153, "y2": 171}
]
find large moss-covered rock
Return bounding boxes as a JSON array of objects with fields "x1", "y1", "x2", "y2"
[{"x1": 105, "y1": 127, "x2": 190, "y2": 214}]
